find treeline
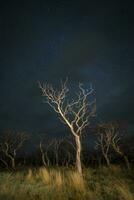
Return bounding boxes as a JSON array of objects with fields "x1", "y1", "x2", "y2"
[{"x1": 0, "y1": 122, "x2": 133, "y2": 170}]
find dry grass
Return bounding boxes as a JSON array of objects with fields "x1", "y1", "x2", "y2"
[
  {"x1": 0, "y1": 166, "x2": 133, "y2": 200},
  {"x1": 115, "y1": 180, "x2": 134, "y2": 200},
  {"x1": 38, "y1": 167, "x2": 51, "y2": 185},
  {"x1": 52, "y1": 171, "x2": 63, "y2": 188},
  {"x1": 26, "y1": 168, "x2": 33, "y2": 182},
  {"x1": 68, "y1": 171, "x2": 85, "y2": 192}
]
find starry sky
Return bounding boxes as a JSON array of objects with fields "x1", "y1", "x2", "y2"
[{"x1": 0, "y1": 0, "x2": 134, "y2": 137}]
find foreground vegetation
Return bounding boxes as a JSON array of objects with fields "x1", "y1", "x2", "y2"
[{"x1": 0, "y1": 165, "x2": 133, "y2": 200}]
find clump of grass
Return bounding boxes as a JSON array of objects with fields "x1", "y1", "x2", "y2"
[
  {"x1": 110, "y1": 164, "x2": 122, "y2": 174},
  {"x1": 25, "y1": 168, "x2": 34, "y2": 182},
  {"x1": 52, "y1": 170, "x2": 63, "y2": 189},
  {"x1": 38, "y1": 167, "x2": 51, "y2": 185},
  {"x1": 115, "y1": 180, "x2": 134, "y2": 200},
  {"x1": 68, "y1": 171, "x2": 85, "y2": 192}
]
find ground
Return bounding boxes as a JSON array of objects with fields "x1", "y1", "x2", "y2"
[{"x1": 0, "y1": 165, "x2": 134, "y2": 200}]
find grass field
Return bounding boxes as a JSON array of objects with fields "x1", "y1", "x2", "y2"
[{"x1": 0, "y1": 165, "x2": 134, "y2": 200}]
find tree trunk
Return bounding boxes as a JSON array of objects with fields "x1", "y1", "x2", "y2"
[
  {"x1": 75, "y1": 135, "x2": 82, "y2": 175},
  {"x1": 104, "y1": 155, "x2": 110, "y2": 167},
  {"x1": 11, "y1": 157, "x2": 15, "y2": 169},
  {"x1": 119, "y1": 152, "x2": 130, "y2": 170},
  {"x1": 42, "y1": 153, "x2": 47, "y2": 166},
  {"x1": 113, "y1": 147, "x2": 131, "y2": 171},
  {"x1": 40, "y1": 142, "x2": 47, "y2": 167},
  {"x1": 5, "y1": 153, "x2": 15, "y2": 169},
  {"x1": 55, "y1": 152, "x2": 59, "y2": 167},
  {"x1": 123, "y1": 155, "x2": 130, "y2": 170},
  {"x1": 0, "y1": 158, "x2": 9, "y2": 169}
]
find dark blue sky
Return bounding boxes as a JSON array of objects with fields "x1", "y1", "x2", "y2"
[{"x1": 0, "y1": 0, "x2": 134, "y2": 136}]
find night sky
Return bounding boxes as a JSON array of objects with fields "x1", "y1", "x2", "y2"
[{"x1": 0, "y1": 0, "x2": 134, "y2": 137}]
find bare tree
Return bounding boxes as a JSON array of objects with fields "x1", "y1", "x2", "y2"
[
  {"x1": 38, "y1": 79, "x2": 96, "y2": 175},
  {"x1": 39, "y1": 140, "x2": 47, "y2": 166},
  {"x1": 51, "y1": 138, "x2": 64, "y2": 167},
  {"x1": 38, "y1": 134, "x2": 55, "y2": 167},
  {"x1": 109, "y1": 123, "x2": 130, "y2": 170},
  {"x1": 96, "y1": 122, "x2": 130, "y2": 169},
  {"x1": 95, "y1": 123, "x2": 112, "y2": 166},
  {"x1": 60, "y1": 137, "x2": 76, "y2": 167},
  {"x1": 0, "y1": 130, "x2": 28, "y2": 169}
]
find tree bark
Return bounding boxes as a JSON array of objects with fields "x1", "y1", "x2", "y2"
[{"x1": 75, "y1": 135, "x2": 82, "y2": 175}]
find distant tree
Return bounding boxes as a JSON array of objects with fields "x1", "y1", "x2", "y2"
[
  {"x1": 95, "y1": 123, "x2": 112, "y2": 166},
  {"x1": 95, "y1": 122, "x2": 130, "y2": 169},
  {"x1": 38, "y1": 134, "x2": 56, "y2": 167},
  {"x1": 58, "y1": 137, "x2": 76, "y2": 167},
  {"x1": 109, "y1": 123, "x2": 130, "y2": 170},
  {"x1": 38, "y1": 79, "x2": 96, "y2": 175},
  {"x1": 0, "y1": 130, "x2": 28, "y2": 169},
  {"x1": 39, "y1": 139, "x2": 49, "y2": 167},
  {"x1": 50, "y1": 137, "x2": 76, "y2": 167},
  {"x1": 51, "y1": 138, "x2": 64, "y2": 167}
]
